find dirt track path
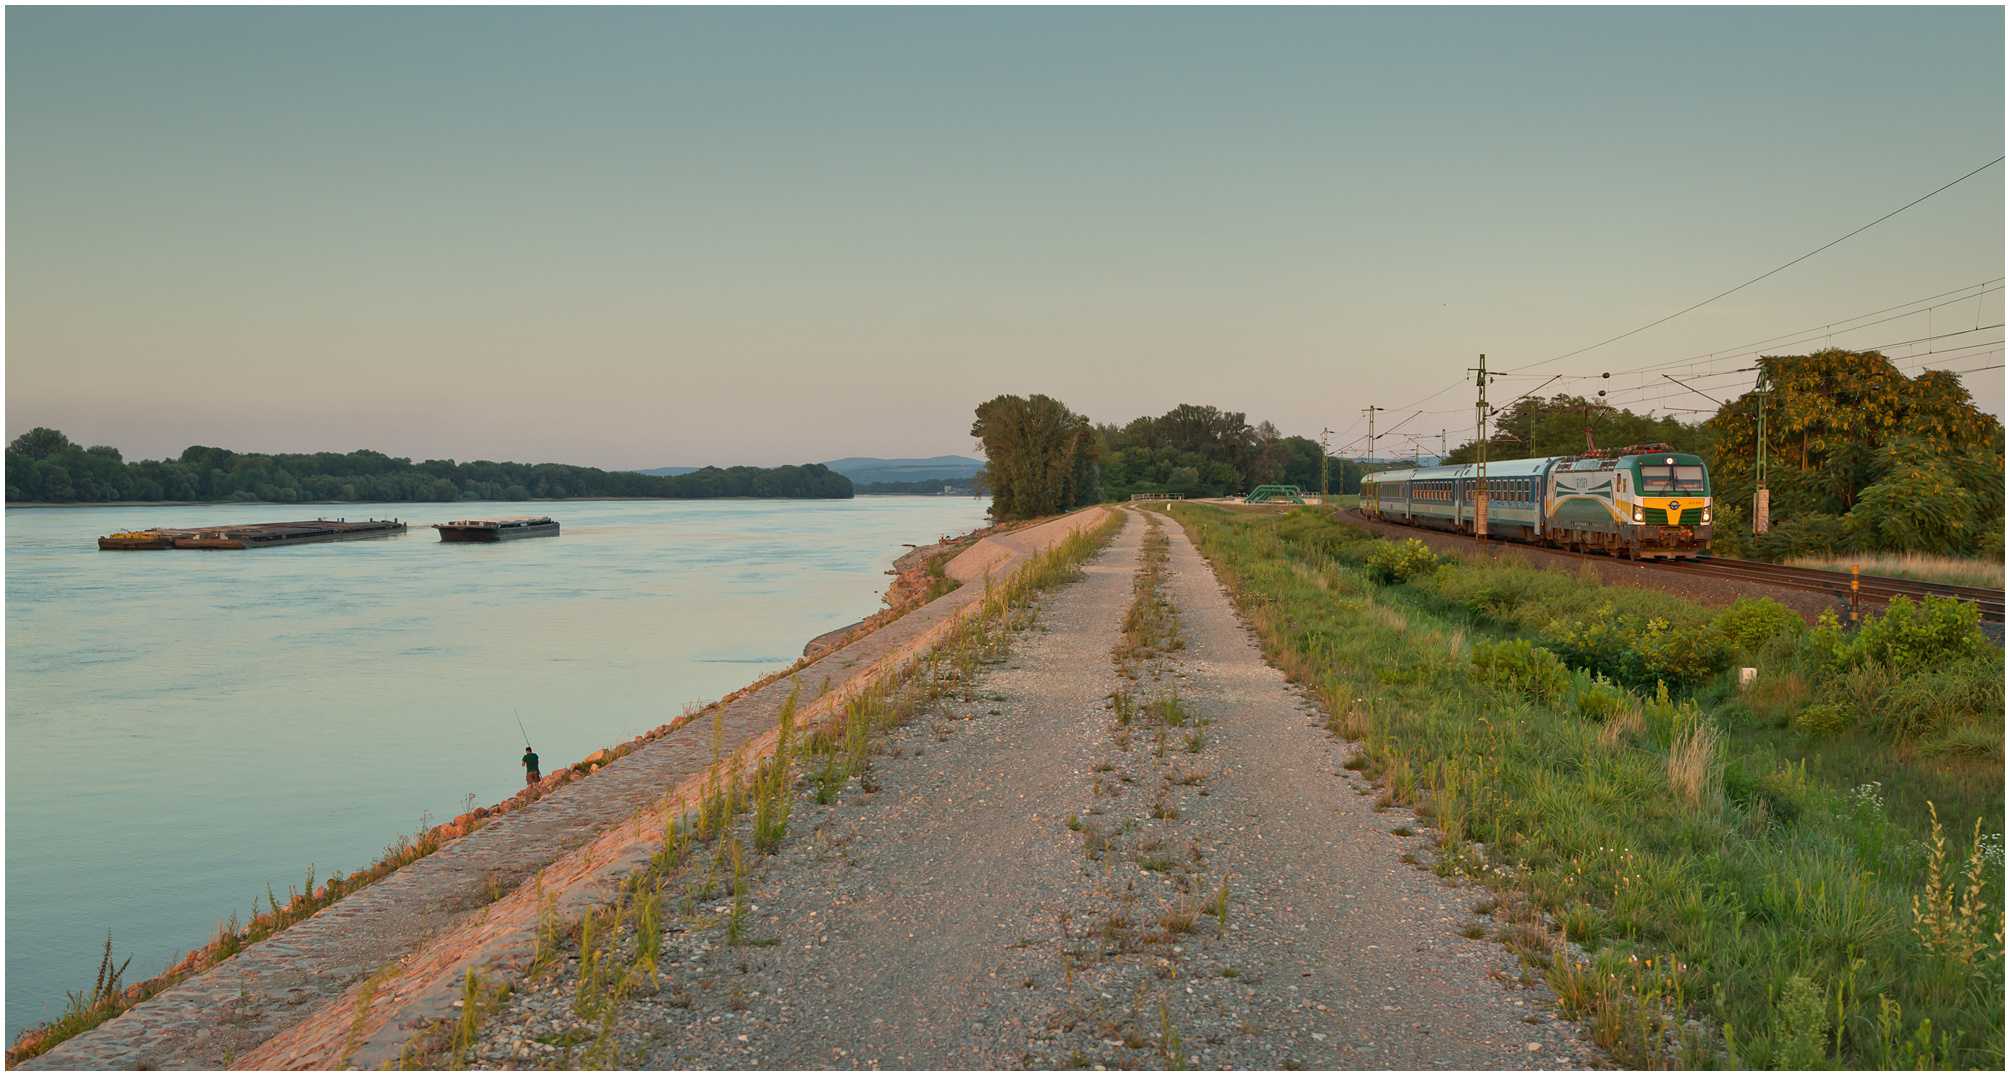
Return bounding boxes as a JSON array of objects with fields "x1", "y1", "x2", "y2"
[
  {"x1": 471, "y1": 508, "x2": 1598, "y2": 1069},
  {"x1": 1147, "y1": 509, "x2": 1595, "y2": 1068},
  {"x1": 624, "y1": 508, "x2": 1149, "y2": 1068}
]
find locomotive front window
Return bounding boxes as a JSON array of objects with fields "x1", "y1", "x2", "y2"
[{"x1": 1639, "y1": 464, "x2": 1707, "y2": 493}]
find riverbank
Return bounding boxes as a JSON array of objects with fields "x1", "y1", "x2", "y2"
[
  {"x1": 7, "y1": 496, "x2": 997, "y2": 1046},
  {"x1": 16, "y1": 509, "x2": 1110, "y2": 1070}
]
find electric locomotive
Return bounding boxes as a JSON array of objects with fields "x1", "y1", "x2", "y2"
[{"x1": 1359, "y1": 445, "x2": 1712, "y2": 560}]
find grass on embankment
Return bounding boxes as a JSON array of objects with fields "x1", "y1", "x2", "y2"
[
  {"x1": 1169, "y1": 502, "x2": 2003, "y2": 1070},
  {"x1": 1787, "y1": 552, "x2": 2004, "y2": 590}
]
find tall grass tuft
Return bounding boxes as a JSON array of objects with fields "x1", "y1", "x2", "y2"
[{"x1": 1665, "y1": 719, "x2": 1722, "y2": 809}]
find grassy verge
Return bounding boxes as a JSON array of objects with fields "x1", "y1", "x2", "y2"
[
  {"x1": 1787, "y1": 552, "x2": 2004, "y2": 590},
  {"x1": 1169, "y1": 502, "x2": 2003, "y2": 1069}
]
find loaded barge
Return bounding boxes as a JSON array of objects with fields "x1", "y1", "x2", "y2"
[
  {"x1": 434, "y1": 516, "x2": 560, "y2": 541},
  {"x1": 97, "y1": 518, "x2": 407, "y2": 550}
]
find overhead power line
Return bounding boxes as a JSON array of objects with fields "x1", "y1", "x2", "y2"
[
  {"x1": 1593, "y1": 279, "x2": 2002, "y2": 381},
  {"x1": 1508, "y1": 156, "x2": 2007, "y2": 375}
]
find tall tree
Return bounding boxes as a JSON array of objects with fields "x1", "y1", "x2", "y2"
[
  {"x1": 1707, "y1": 350, "x2": 2003, "y2": 557},
  {"x1": 1708, "y1": 350, "x2": 2002, "y2": 516},
  {"x1": 970, "y1": 394, "x2": 1096, "y2": 521}
]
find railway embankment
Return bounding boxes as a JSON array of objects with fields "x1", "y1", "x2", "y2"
[
  {"x1": 1346, "y1": 509, "x2": 1835, "y2": 620},
  {"x1": 17, "y1": 509, "x2": 1110, "y2": 1071},
  {"x1": 1164, "y1": 501, "x2": 2003, "y2": 1067}
]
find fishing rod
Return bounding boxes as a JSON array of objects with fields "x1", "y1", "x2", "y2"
[{"x1": 513, "y1": 708, "x2": 531, "y2": 750}]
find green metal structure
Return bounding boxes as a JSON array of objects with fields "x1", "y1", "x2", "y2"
[{"x1": 1244, "y1": 484, "x2": 1306, "y2": 504}]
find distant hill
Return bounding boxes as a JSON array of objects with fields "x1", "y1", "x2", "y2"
[
  {"x1": 819, "y1": 455, "x2": 984, "y2": 485},
  {"x1": 632, "y1": 466, "x2": 702, "y2": 476}
]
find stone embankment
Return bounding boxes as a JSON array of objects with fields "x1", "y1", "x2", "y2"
[
  {"x1": 800, "y1": 524, "x2": 1002, "y2": 660},
  {"x1": 20, "y1": 509, "x2": 1107, "y2": 1071}
]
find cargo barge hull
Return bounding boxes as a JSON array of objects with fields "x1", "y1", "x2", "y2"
[
  {"x1": 99, "y1": 519, "x2": 406, "y2": 550},
  {"x1": 434, "y1": 517, "x2": 560, "y2": 542}
]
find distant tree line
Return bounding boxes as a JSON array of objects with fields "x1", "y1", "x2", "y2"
[
  {"x1": 973, "y1": 355, "x2": 2005, "y2": 556},
  {"x1": 972, "y1": 397, "x2": 1370, "y2": 521},
  {"x1": 4, "y1": 429, "x2": 854, "y2": 504},
  {"x1": 1096, "y1": 404, "x2": 1370, "y2": 501},
  {"x1": 1439, "y1": 395, "x2": 1713, "y2": 465}
]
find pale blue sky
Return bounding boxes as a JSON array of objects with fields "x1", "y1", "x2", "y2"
[{"x1": 7, "y1": 6, "x2": 2003, "y2": 467}]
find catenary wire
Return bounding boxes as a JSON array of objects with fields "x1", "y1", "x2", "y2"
[{"x1": 1503, "y1": 157, "x2": 2006, "y2": 375}]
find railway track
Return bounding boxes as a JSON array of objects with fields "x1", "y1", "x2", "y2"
[{"x1": 1346, "y1": 508, "x2": 2006, "y2": 624}]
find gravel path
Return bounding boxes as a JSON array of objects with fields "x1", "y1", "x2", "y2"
[{"x1": 467, "y1": 508, "x2": 1601, "y2": 1069}]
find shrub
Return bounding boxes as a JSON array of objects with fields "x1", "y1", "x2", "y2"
[
  {"x1": 1865, "y1": 657, "x2": 2004, "y2": 744},
  {"x1": 1573, "y1": 675, "x2": 1632, "y2": 723},
  {"x1": 1773, "y1": 975, "x2": 1831, "y2": 1070},
  {"x1": 1849, "y1": 594, "x2": 1984, "y2": 669},
  {"x1": 1542, "y1": 603, "x2": 1732, "y2": 690},
  {"x1": 1713, "y1": 597, "x2": 1805, "y2": 651},
  {"x1": 1367, "y1": 538, "x2": 1439, "y2": 584},
  {"x1": 1795, "y1": 702, "x2": 1850, "y2": 736},
  {"x1": 1469, "y1": 638, "x2": 1571, "y2": 706}
]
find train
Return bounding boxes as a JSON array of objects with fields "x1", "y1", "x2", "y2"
[{"x1": 1359, "y1": 444, "x2": 1714, "y2": 560}]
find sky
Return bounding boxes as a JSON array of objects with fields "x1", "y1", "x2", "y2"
[{"x1": 6, "y1": 6, "x2": 2004, "y2": 469}]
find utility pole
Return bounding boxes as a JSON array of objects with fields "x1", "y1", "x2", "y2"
[
  {"x1": 1752, "y1": 373, "x2": 1772, "y2": 534},
  {"x1": 1362, "y1": 406, "x2": 1385, "y2": 471},
  {"x1": 1319, "y1": 427, "x2": 1334, "y2": 499},
  {"x1": 1440, "y1": 429, "x2": 1447, "y2": 462},
  {"x1": 1469, "y1": 354, "x2": 1489, "y2": 548}
]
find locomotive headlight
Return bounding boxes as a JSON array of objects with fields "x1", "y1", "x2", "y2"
[
  {"x1": 1631, "y1": 503, "x2": 1643, "y2": 523},
  {"x1": 1702, "y1": 505, "x2": 1711, "y2": 523}
]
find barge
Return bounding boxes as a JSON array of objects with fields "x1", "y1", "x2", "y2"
[
  {"x1": 98, "y1": 529, "x2": 188, "y2": 550},
  {"x1": 433, "y1": 516, "x2": 560, "y2": 542},
  {"x1": 99, "y1": 519, "x2": 407, "y2": 550}
]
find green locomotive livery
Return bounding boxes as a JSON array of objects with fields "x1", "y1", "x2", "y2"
[{"x1": 1361, "y1": 445, "x2": 1712, "y2": 560}]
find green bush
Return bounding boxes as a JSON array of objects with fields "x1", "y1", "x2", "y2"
[
  {"x1": 1849, "y1": 594, "x2": 1985, "y2": 669},
  {"x1": 1866, "y1": 657, "x2": 2004, "y2": 744},
  {"x1": 1573, "y1": 675, "x2": 1632, "y2": 722},
  {"x1": 1542, "y1": 603, "x2": 1732, "y2": 690},
  {"x1": 1713, "y1": 597, "x2": 1806, "y2": 651},
  {"x1": 1367, "y1": 538, "x2": 1439, "y2": 584},
  {"x1": 1469, "y1": 638, "x2": 1571, "y2": 706},
  {"x1": 1795, "y1": 702, "x2": 1850, "y2": 736}
]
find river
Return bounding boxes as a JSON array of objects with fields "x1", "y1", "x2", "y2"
[{"x1": 3, "y1": 495, "x2": 992, "y2": 1040}]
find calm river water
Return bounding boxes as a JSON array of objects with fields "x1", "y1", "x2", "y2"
[{"x1": 3, "y1": 496, "x2": 991, "y2": 1038}]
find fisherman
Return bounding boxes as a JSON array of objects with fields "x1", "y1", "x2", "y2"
[{"x1": 522, "y1": 745, "x2": 541, "y2": 787}]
